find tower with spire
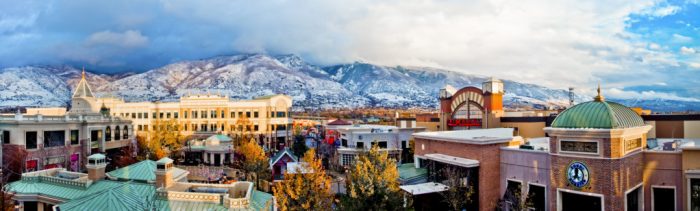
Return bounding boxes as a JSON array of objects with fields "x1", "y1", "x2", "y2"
[{"x1": 68, "y1": 67, "x2": 100, "y2": 114}]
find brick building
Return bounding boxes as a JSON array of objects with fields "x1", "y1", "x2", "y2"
[{"x1": 408, "y1": 88, "x2": 700, "y2": 210}]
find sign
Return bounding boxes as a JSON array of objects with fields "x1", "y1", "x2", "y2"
[
  {"x1": 447, "y1": 119, "x2": 482, "y2": 127},
  {"x1": 625, "y1": 138, "x2": 642, "y2": 152},
  {"x1": 567, "y1": 161, "x2": 590, "y2": 188}
]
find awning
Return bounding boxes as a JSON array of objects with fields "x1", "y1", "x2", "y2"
[
  {"x1": 422, "y1": 153, "x2": 480, "y2": 168},
  {"x1": 400, "y1": 182, "x2": 449, "y2": 195}
]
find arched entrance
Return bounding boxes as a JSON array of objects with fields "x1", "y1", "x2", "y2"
[{"x1": 445, "y1": 88, "x2": 486, "y2": 130}]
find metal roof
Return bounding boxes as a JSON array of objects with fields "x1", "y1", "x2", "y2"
[
  {"x1": 87, "y1": 154, "x2": 106, "y2": 160},
  {"x1": 551, "y1": 101, "x2": 645, "y2": 129},
  {"x1": 207, "y1": 134, "x2": 233, "y2": 142},
  {"x1": 398, "y1": 163, "x2": 427, "y2": 182},
  {"x1": 106, "y1": 160, "x2": 187, "y2": 182},
  {"x1": 7, "y1": 178, "x2": 123, "y2": 201}
]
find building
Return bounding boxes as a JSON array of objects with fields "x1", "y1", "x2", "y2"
[
  {"x1": 409, "y1": 89, "x2": 700, "y2": 210},
  {"x1": 7, "y1": 155, "x2": 275, "y2": 211},
  {"x1": 184, "y1": 134, "x2": 235, "y2": 166},
  {"x1": 0, "y1": 71, "x2": 134, "y2": 173},
  {"x1": 269, "y1": 149, "x2": 298, "y2": 181},
  {"x1": 438, "y1": 77, "x2": 504, "y2": 131},
  {"x1": 333, "y1": 122, "x2": 425, "y2": 166}
]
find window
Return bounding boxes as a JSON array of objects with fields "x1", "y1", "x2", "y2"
[
  {"x1": 504, "y1": 180, "x2": 522, "y2": 208},
  {"x1": 192, "y1": 111, "x2": 198, "y2": 119},
  {"x1": 184, "y1": 124, "x2": 188, "y2": 131},
  {"x1": 201, "y1": 111, "x2": 206, "y2": 119},
  {"x1": 220, "y1": 111, "x2": 225, "y2": 118},
  {"x1": 691, "y1": 179, "x2": 700, "y2": 210},
  {"x1": 138, "y1": 125, "x2": 143, "y2": 131},
  {"x1": 652, "y1": 187, "x2": 674, "y2": 211},
  {"x1": 560, "y1": 140, "x2": 598, "y2": 154},
  {"x1": 270, "y1": 112, "x2": 275, "y2": 118},
  {"x1": 166, "y1": 112, "x2": 171, "y2": 119},
  {"x1": 44, "y1": 131, "x2": 65, "y2": 147},
  {"x1": 174, "y1": 112, "x2": 179, "y2": 119},
  {"x1": 160, "y1": 112, "x2": 164, "y2": 119},
  {"x1": 131, "y1": 113, "x2": 136, "y2": 118},
  {"x1": 377, "y1": 141, "x2": 387, "y2": 148},
  {"x1": 526, "y1": 184, "x2": 546, "y2": 211},
  {"x1": 358, "y1": 135, "x2": 363, "y2": 140},
  {"x1": 277, "y1": 112, "x2": 286, "y2": 118},
  {"x1": 211, "y1": 110, "x2": 216, "y2": 119},
  {"x1": 3, "y1": 131, "x2": 9, "y2": 144},
  {"x1": 277, "y1": 125, "x2": 286, "y2": 130},
  {"x1": 342, "y1": 154, "x2": 355, "y2": 166},
  {"x1": 239, "y1": 112, "x2": 244, "y2": 118},
  {"x1": 105, "y1": 127, "x2": 112, "y2": 141},
  {"x1": 231, "y1": 112, "x2": 236, "y2": 118},
  {"x1": 25, "y1": 131, "x2": 37, "y2": 149},
  {"x1": 138, "y1": 113, "x2": 142, "y2": 119},
  {"x1": 246, "y1": 112, "x2": 251, "y2": 118},
  {"x1": 70, "y1": 130, "x2": 79, "y2": 145},
  {"x1": 202, "y1": 124, "x2": 208, "y2": 131},
  {"x1": 357, "y1": 142, "x2": 364, "y2": 149},
  {"x1": 254, "y1": 125, "x2": 259, "y2": 131},
  {"x1": 402, "y1": 141, "x2": 407, "y2": 149},
  {"x1": 123, "y1": 126, "x2": 128, "y2": 139},
  {"x1": 253, "y1": 112, "x2": 259, "y2": 118},
  {"x1": 184, "y1": 111, "x2": 188, "y2": 118},
  {"x1": 626, "y1": 185, "x2": 641, "y2": 211},
  {"x1": 114, "y1": 126, "x2": 121, "y2": 140},
  {"x1": 193, "y1": 124, "x2": 198, "y2": 131}
]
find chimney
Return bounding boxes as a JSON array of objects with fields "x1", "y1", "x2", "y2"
[
  {"x1": 155, "y1": 157, "x2": 175, "y2": 188},
  {"x1": 86, "y1": 153, "x2": 107, "y2": 180}
]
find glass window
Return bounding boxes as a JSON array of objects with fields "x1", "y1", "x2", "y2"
[
  {"x1": 211, "y1": 110, "x2": 216, "y2": 118},
  {"x1": 652, "y1": 187, "x2": 674, "y2": 211},
  {"x1": 105, "y1": 127, "x2": 112, "y2": 141},
  {"x1": 138, "y1": 113, "x2": 142, "y2": 119},
  {"x1": 231, "y1": 112, "x2": 236, "y2": 118},
  {"x1": 160, "y1": 112, "x2": 164, "y2": 119},
  {"x1": 277, "y1": 112, "x2": 286, "y2": 117},
  {"x1": 25, "y1": 131, "x2": 37, "y2": 149},
  {"x1": 114, "y1": 126, "x2": 121, "y2": 140},
  {"x1": 504, "y1": 180, "x2": 522, "y2": 208},
  {"x1": 70, "y1": 130, "x2": 79, "y2": 145},
  {"x1": 253, "y1": 112, "x2": 259, "y2": 118},
  {"x1": 44, "y1": 131, "x2": 65, "y2": 147},
  {"x1": 3, "y1": 131, "x2": 9, "y2": 144},
  {"x1": 166, "y1": 112, "x2": 171, "y2": 119},
  {"x1": 174, "y1": 112, "x2": 179, "y2": 119},
  {"x1": 377, "y1": 141, "x2": 387, "y2": 148},
  {"x1": 526, "y1": 184, "x2": 546, "y2": 211},
  {"x1": 184, "y1": 111, "x2": 188, "y2": 118},
  {"x1": 246, "y1": 112, "x2": 251, "y2": 118},
  {"x1": 201, "y1": 111, "x2": 206, "y2": 119},
  {"x1": 271, "y1": 112, "x2": 275, "y2": 118},
  {"x1": 254, "y1": 125, "x2": 259, "y2": 131},
  {"x1": 239, "y1": 112, "x2": 244, "y2": 118},
  {"x1": 221, "y1": 111, "x2": 225, "y2": 118},
  {"x1": 131, "y1": 113, "x2": 136, "y2": 118},
  {"x1": 357, "y1": 142, "x2": 364, "y2": 149},
  {"x1": 152, "y1": 112, "x2": 157, "y2": 119},
  {"x1": 193, "y1": 111, "x2": 198, "y2": 118},
  {"x1": 691, "y1": 179, "x2": 700, "y2": 210}
]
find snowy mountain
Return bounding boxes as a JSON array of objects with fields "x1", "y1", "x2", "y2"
[{"x1": 0, "y1": 54, "x2": 697, "y2": 112}]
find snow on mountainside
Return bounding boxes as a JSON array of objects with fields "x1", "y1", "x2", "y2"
[{"x1": 0, "y1": 54, "x2": 697, "y2": 112}]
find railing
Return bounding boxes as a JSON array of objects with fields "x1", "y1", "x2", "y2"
[
  {"x1": 156, "y1": 190, "x2": 222, "y2": 203},
  {"x1": 0, "y1": 114, "x2": 127, "y2": 123}
]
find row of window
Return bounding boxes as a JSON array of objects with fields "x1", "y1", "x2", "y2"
[
  {"x1": 104, "y1": 126, "x2": 129, "y2": 142},
  {"x1": 24, "y1": 130, "x2": 80, "y2": 149},
  {"x1": 135, "y1": 124, "x2": 288, "y2": 132},
  {"x1": 119, "y1": 110, "x2": 290, "y2": 120}
]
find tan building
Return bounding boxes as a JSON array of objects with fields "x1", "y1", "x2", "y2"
[{"x1": 69, "y1": 70, "x2": 294, "y2": 149}]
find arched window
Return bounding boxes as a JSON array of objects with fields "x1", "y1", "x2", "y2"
[
  {"x1": 114, "y1": 126, "x2": 121, "y2": 141},
  {"x1": 123, "y1": 125, "x2": 129, "y2": 139},
  {"x1": 105, "y1": 126, "x2": 112, "y2": 142}
]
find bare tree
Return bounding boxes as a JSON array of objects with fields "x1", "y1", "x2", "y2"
[
  {"x1": 1, "y1": 145, "x2": 28, "y2": 211},
  {"x1": 440, "y1": 166, "x2": 475, "y2": 211}
]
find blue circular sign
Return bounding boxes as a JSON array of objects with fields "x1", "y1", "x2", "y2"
[{"x1": 567, "y1": 161, "x2": 590, "y2": 188}]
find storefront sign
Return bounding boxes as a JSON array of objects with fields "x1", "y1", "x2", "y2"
[
  {"x1": 625, "y1": 138, "x2": 642, "y2": 152},
  {"x1": 447, "y1": 119, "x2": 482, "y2": 127}
]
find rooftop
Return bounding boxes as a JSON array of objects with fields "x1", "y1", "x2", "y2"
[
  {"x1": 399, "y1": 182, "x2": 449, "y2": 195},
  {"x1": 647, "y1": 138, "x2": 700, "y2": 152},
  {"x1": 413, "y1": 128, "x2": 519, "y2": 145},
  {"x1": 420, "y1": 153, "x2": 480, "y2": 168},
  {"x1": 551, "y1": 91, "x2": 645, "y2": 129},
  {"x1": 398, "y1": 163, "x2": 427, "y2": 184},
  {"x1": 106, "y1": 160, "x2": 188, "y2": 183}
]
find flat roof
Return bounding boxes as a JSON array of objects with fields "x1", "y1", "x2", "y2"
[
  {"x1": 400, "y1": 182, "x2": 449, "y2": 195},
  {"x1": 421, "y1": 153, "x2": 479, "y2": 168},
  {"x1": 413, "y1": 128, "x2": 518, "y2": 144}
]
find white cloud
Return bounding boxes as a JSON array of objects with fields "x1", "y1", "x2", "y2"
[
  {"x1": 681, "y1": 46, "x2": 697, "y2": 55},
  {"x1": 606, "y1": 88, "x2": 700, "y2": 102},
  {"x1": 650, "y1": 5, "x2": 681, "y2": 17},
  {"x1": 689, "y1": 62, "x2": 700, "y2": 69},
  {"x1": 85, "y1": 30, "x2": 149, "y2": 48},
  {"x1": 672, "y1": 33, "x2": 693, "y2": 43},
  {"x1": 648, "y1": 43, "x2": 661, "y2": 50}
]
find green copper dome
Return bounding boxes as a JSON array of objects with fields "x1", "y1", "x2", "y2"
[{"x1": 551, "y1": 100, "x2": 645, "y2": 129}]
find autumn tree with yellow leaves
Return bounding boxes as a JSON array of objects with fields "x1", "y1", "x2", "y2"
[
  {"x1": 344, "y1": 143, "x2": 403, "y2": 210},
  {"x1": 236, "y1": 138, "x2": 270, "y2": 189},
  {"x1": 137, "y1": 119, "x2": 186, "y2": 160},
  {"x1": 273, "y1": 149, "x2": 333, "y2": 210}
]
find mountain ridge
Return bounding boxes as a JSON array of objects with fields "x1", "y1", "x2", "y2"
[{"x1": 0, "y1": 54, "x2": 697, "y2": 112}]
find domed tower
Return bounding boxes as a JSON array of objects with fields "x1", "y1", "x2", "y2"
[
  {"x1": 69, "y1": 68, "x2": 100, "y2": 114},
  {"x1": 543, "y1": 85, "x2": 652, "y2": 210}
]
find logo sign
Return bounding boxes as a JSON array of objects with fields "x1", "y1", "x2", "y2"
[
  {"x1": 447, "y1": 119, "x2": 482, "y2": 127},
  {"x1": 567, "y1": 161, "x2": 590, "y2": 188}
]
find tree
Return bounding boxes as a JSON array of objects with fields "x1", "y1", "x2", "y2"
[
  {"x1": 273, "y1": 149, "x2": 333, "y2": 210},
  {"x1": 344, "y1": 144, "x2": 403, "y2": 210},
  {"x1": 291, "y1": 135, "x2": 308, "y2": 159},
  {"x1": 440, "y1": 166, "x2": 476, "y2": 211},
  {"x1": 236, "y1": 138, "x2": 270, "y2": 189},
  {"x1": 139, "y1": 119, "x2": 186, "y2": 160}
]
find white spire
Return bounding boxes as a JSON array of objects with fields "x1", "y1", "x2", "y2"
[{"x1": 72, "y1": 67, "x2": 95, "y2": 98}]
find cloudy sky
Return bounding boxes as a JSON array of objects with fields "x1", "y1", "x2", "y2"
[{"x1": 1, "y1": 0, "x2": 699, "y2": 101}]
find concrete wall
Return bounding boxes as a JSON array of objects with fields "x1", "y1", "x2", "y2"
[
  {"x1": 684, "y1": 121, "x2": 700, "y2": 138},
  {"x1": 500, "y1": 122, "x2": 546, "y2": 138},
  {"x1": 654, "y1": 121, "x2": 684, "y2": 138},
  {"x1": 642, "y1": 152, "x2": 683, "y2": 211},
  {"x1": 500, "y1": 148, "x2": 551, "y2": 206}
]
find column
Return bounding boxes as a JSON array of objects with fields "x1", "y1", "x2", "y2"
[
  {"x1": 37, "y1": 202, "x2": 44, "y2": 211},
  {"x1": 18, "y1": 201, "x2": 24, "y2": 211},
  {"x1": 219, "y1": 153, "x2": 224, "y2": 166},
  {"x1": 209, "y1": 153, "x2": 214, "y2": 165},
  {"x1": 204, "y1": 153, "x2": 208, "y2": 163}
]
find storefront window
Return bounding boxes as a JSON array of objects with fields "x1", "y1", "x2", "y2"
[
  {"x1": 70, "y1": 130, "x2": 79, "y2": 145},
  {"x1": 25, "y1": 131, "x2": 37, "y2": 149},
  {"x1": 692, "y1": 179, "x2": 700, "y2": 211},
  {"x1": 44, "y1": 131, "x2": 66, "y2": 147}
]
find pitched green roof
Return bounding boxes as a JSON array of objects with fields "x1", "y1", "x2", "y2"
[
  {"x1": 57, "y1": 182, "x2": 155, "y2": 211},
  {"x1": 106, "y1": 160, "x2": 187, "y2": 182},
  {"x1": 7, "y1": 178, "x2": 123, "y2": 201},
  {"x1": 551, "y1": 100, "x2": 645, "y2": 129},
  {"x1": 269, "y1": 148, "x2": 298, "y2": 166},
  {"x1": 88, "y1": 154, "x2": 106, "y2": 160},
  {"x1": 208, "y1": 134, "x2": 232, "y2": 142}
]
